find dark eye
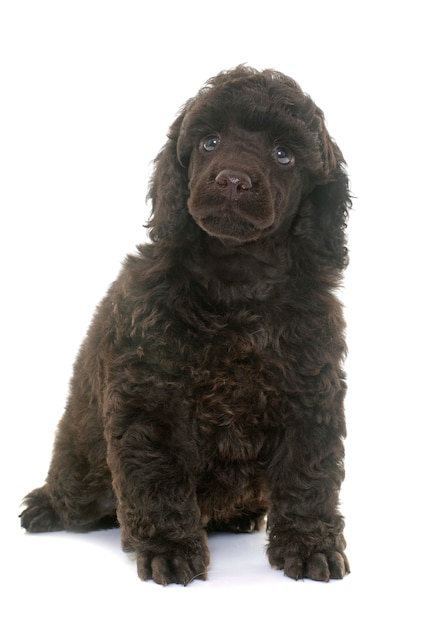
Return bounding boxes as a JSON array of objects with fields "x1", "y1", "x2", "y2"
[
  {"x1": 202, "y1": 135, "x2": 220, "y2": 152},
  {"x1": 272, "y1": 146, "x2": 294, "y2": 166}
]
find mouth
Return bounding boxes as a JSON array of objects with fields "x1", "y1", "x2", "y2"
[
  {"x1": 194, "y1": 209, "x2": 263, "y2": 242},
  {"x1": 188, "y1": 195, "x2": 275, "y2": 242},
  {"x1": 188, "y1": 190, "x2": 276, "y2": 243}
]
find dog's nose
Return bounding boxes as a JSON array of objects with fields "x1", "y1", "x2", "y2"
[{"x1": 215, "y1": 169, "x2": 252, "y2": 200}]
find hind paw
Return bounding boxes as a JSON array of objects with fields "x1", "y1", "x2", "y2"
[
  {"x1": 207, "y1": 510, "x2": 267, "y2": 534},
  {"x1": 20, "y1": 488, "x2": 63, "y2": 532}
]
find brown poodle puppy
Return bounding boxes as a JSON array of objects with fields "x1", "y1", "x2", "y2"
[{"x1": 21, "y1": 65, "x2": 351, "y2": 585}]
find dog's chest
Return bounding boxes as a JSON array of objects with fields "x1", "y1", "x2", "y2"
[{"x1": 183, "y1": 321, "x2": 287, "y2": 461}]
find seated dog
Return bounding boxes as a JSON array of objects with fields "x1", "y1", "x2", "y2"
[{"x1": 21, "y1": 65, "x2": 351, "y2": 585}]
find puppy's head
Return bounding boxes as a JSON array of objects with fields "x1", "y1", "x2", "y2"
[{"x1": 147, "y1": 66, "x2": 350, "y2": 267}]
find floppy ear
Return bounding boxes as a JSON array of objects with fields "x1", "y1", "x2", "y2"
[
  {"x1": 308, "y1": 162, "x2": 351, "y2": 270},
  {"x1": 145, "y1": 108, "x2": 192, "y2": 242},
  {"x1": 295, "y1": 145, "x2": 351, "y2": 271}
]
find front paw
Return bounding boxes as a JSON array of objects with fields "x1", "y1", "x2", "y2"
[
  {"x1": 134, "y1": 534, "x2": 210, "y2": 586},
  {"x1": 268, "y1": 534, "x2": 350, "y2": 581}
]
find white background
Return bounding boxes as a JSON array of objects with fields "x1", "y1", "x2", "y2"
[{"x1": 1, "y1": 0, "x2": 445, "y2": 623}]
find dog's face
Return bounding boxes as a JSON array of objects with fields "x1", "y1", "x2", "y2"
[
  {"x1": 171, "y1": 69, "x2": 340, "y2": 246},
  {"x1": 148, "y1": 67, "x2": 349, "y2": 268},
  {"x1": 186, "y1": 123, "x2": 303, "y2": 244}
]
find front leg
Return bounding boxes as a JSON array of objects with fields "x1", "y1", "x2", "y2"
[
  {"x1": 267, "y1": 499, "x2": 348, "y2": 581},
  {"x1": 267, "y1": 385, "x2": 349, "y2": 581},
  {"x1": 105, "y1": 407, "x2": 209, "y2": 586}
]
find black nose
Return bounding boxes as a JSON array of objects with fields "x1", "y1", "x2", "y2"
[{"x1": 215, "y1": 169, "x2": 252, "y2": 200}]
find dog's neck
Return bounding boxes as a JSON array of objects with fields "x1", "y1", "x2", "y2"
[{"x1": 182, "y1": 231, "x2": 293, "y2": 303}]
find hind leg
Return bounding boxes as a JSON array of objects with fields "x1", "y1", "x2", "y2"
[
  {"x1": 20, "y1": 437, "x2": 117, "y2": 533},
  {"x1": 20, "y1": 412, "x2": 117, "y2": 533},
  {"x1": 20, "y1": 484, "x2": 117, "y2": 533}
]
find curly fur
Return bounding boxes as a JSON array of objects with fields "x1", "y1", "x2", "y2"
[{"x1": 20, "y1": 65, "x2": 351, "y2": 585}]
